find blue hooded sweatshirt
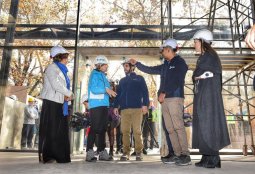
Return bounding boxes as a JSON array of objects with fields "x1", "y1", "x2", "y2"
[{"x1": 88, "y1": 69, "x2": 110, "y2": 109}]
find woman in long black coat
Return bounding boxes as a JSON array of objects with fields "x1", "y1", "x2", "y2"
[
  {"x1": 39, "y1": 46, "x2": 73, "y2": 163},
  {"x1": 192, "y1": 29, "x2": 230, "y2": 168}
]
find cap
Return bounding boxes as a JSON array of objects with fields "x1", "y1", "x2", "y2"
[
  {"x1": 160, "y1": 38, "x2": 178, "y2": 50},
  {"x1": 28, "y1": 97, "x2": 34, "y2": 102},
  {"x1": 50, "y1": 45, "x2": 69, "y2": 58}
]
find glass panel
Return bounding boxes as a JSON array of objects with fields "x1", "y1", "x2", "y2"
[
  {"x1": 0, "y1": 0, "x2": 254, "y2": 153},
  {"x1": 0, "y1": 48, "x2": 75, "y2": 150}
]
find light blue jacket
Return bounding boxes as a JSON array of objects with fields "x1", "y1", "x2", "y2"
[{"x1": 88, "y1": 69, "x2": 110, "y2": 109}]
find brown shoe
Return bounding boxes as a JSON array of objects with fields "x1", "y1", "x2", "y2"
[
  {"x1": 120, "y1": 153, "x2": 130, "y2": 161},
  {"x1": 136, "y1": 153, "x2": 143, "y2": 161}
]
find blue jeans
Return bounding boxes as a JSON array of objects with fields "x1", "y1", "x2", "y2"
[{"x1": 21, "y1": 124, "x2": 35, "y2": 148}]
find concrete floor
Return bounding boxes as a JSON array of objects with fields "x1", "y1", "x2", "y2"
[{"x1": 0, "y1": 152, "x2": 255, "y2": 174}]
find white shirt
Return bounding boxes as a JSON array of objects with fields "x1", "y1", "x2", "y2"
[{"x1": 23, "y1": 105, "x2": 39, "y2": 124}]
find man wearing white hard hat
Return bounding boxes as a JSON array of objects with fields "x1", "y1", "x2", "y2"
[
  {"x1": 129, "y1": 38, "x2": 190, "y2": 166},
  {"x1": 114, "y1": 58, "x2": 149, "y2": 161},
  {"x1": 39, "y1": 45, "x2": 74, "y2": 163},
  {"x1": 192, "y1": 29, "x2": 230, "y2": 168},
  {"x1": 86, "y1": 55, "x2": 116, "y2": 162},
  {"x1": 113, "y1": 57, "x2": 149, "y2": 161}
]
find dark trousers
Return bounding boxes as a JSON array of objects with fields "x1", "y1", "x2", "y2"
[
  {"x1": 162, "y1": 116, "x2": 174, "y2": 155},
  {"x1": 142, "y1": 118, "x2": 156, "y2": 149},
  {"x1": 21, "y1": 124, "x2": 35, "y2": 148},
  {"x1": 107, "y1": 126, "x2": 114, "y2": 151},
  {"x1": 116, "y1": 123, "x2": 122, "y2": 150},
  {"x1": 34, "y1": 124, "x2": 39, "y2": 148},
  {"x1": 39, "y1": 99, "x2": 70, "y2": 163},
  {"x1": 86, "y1": 106, "x2": 108, "y2": 152}
]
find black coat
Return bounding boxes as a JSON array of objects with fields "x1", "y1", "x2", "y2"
[
  {"x1": 192, "y1": 51, "x2": 230, "y2": 151},
  {"x1": 253, "y1": 74, "x2": 255, "y2": 91}
]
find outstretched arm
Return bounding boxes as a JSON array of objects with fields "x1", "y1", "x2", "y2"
[
  {"x1": 245, "y1": 24, "x2": 255, "y2": 50},
  {"x1": 129, "y1": 58, "x2": 162, "y2": 75}
]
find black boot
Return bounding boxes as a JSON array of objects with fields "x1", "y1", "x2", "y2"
[
  {"x1": 109, "y1": 146, "x2": 113, "y2": 156},
  {"x1": 143, "y1": 148, "x2": 147, "y2": 155},
  {"x1": 204, "y1": 155, "x2": 221, "y2": 168},
  {"x1": 195, "y1": 155, "x2": 207, "y2": 167}
]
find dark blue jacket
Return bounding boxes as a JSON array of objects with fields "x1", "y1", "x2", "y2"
[
  {"x1": 113, "y1": 72, "x2": 149, "y2": 110},
  {"x1": 253, "y1": 75, "x2": 255, "y2": 91},
  {"x1": 136, "y1": 55, "x2": 188, "y2": 98}
]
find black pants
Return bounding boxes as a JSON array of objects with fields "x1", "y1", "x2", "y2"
[
  {"x1": 39, "y1": 99, "x2": 70, "y2": 163},
  {"x1": 142, "y1": 118, "x2": 155, "y2": 149},
  {"x1": 116, "y1": 123, "x2": 122, "y2": 150},
  {"x1": 21, "y1": 124, "x2": 35, "y2": 148},
  {"x1": 86, "y1": 106, "x2": 108, "y2": 152},
  {"x1": 107, "y1": 126, "x2": 114, "y2": 151}
]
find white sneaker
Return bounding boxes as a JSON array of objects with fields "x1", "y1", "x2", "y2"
[{"x1": 99, "y1": 150, "x2": 113, "y2": 161}]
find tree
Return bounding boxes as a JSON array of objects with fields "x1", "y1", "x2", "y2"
[{"x1": 5, "y1": 0, "x2": 78, "y2": 96}]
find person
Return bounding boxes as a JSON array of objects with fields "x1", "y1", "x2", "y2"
[
  {"x1": 192, "y1": 29, "x2": 230, "y2": 168},
  {"x1": 39, "y1": 45, "x2": 74, "y2": 163},
  {"x1": 107, "y1": 80, "x2": 119, "y2": 156},
  {"x1": 113, "y1": 58, "x2": 149, "y2": 161},
  {"x1": 21, "y1": 97, "x2": 39, "y2": 149},
  {"x1": 86, "y1": 55, "x2": 117, "y2": 162},
  {"x1": 113, "y1": 81, "x2": 123, "y2": 155},
  {"x1": 81, "y1": 94, "x2": 90, "y2": 147},
  {"x1": 244, "y1": 24, "x2": 255, "y2": 90},
  {"x1": 33, "y1": 101, "x2": 40, "y2": 149},
  {"x1": 115, "y1": 110, "x2": 123, "y2": 154},
  {"x1": 183, "y1": 108, "x2": 192, "y2": 148},
  {"x1": 142, "y1": 98, "x2": 158, "y2": 151},
  {"x1": 130, "y1": 38, "x2": 191, "y2": 166}
]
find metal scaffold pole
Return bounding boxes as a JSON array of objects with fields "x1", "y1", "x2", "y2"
[
  {"x1": 0, "y1": 0, "x2": 19, "y2": 135},
  {"x1": 242, "y1": 71, "x2": 255, "y2": 155}
]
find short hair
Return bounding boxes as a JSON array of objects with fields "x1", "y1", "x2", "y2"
[
  {"x1": 164, "y1": 46, "x2": 178, "y2": 53},
  {"x1": 53, "y1": 53, "x2": 69, "y2": 62}
]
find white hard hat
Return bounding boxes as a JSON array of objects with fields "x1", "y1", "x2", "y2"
[
  {"x1": 81, "y1": 94, "x2": 88, "y2": 103},
  {"x1": 50, "y1": 45, "x2": 69, "y2": 58},
  {"x1": 9, "y1": 95, "x2": 18, "y2": 101},
  {"x1": 122, "y1": 58, "x2": 131, "y2": 65},
  {"x1": 160, "y1": 38, "x2": 178, "y2": 50},
  {"x1": 94, "y1": 55, "x2": 109, "y2": 65},
  {"x1": 192, "y1": 29, "x2": 213, "y2": 43}
]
